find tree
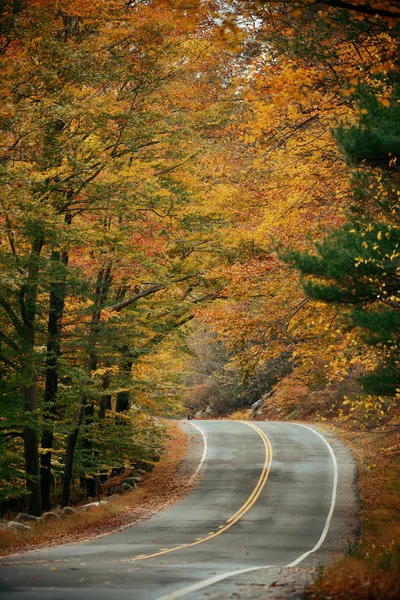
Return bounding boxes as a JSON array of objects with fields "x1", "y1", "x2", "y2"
[
  {"x1": 186, "y1": 0, "x2": 399, "y2": 426},
  {"x1": 284, "y1": 82, "x2": 400, "y2": 398},
  {"x1": 0, "y1": 0, "x2": 248, "y2": 511}
]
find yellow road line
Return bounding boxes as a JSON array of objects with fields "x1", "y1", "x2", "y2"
[
  {"x1": 123, "y1": 422, "x2": 273, "y2": 563},
  {"x1": 226, "y1": 422, "x2": 272, "y2": 523}
]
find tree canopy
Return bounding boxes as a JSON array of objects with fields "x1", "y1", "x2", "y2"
[{"x1": 1, "y1": 0, "x2": 399, "y2": 514}]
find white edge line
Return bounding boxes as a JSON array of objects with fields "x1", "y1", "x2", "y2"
[
  {"x1": 286, "y1": 423, "x2": 338, "y2": 566},
  {"x1": 187, "y1": 422, "x2": 208, "y2": 481},
  {"x1": 157, "y1": 421, "x2": 338, "y2": 599},
  {"x1": 158, "y1": 566, "x2": 271, "y2": 600}
]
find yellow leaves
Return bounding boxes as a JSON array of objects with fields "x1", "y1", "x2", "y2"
[
  {"x1": 377, "y1": 95, "x2": 391, "y2": 107},
  {"x1": 242, "y1": 133, "x2": 257, "y2": 145},
  {"x1": 370, "y1": 60, "x2": 395, "y2": 75},
  {"x1": 340, "y1": 394, "x2": 397, "y2": 427},
  {"x1": 342, "y1": 87, "x2": 356, "y2": 97},
  {"x1": 244, "y1": 91, "x2": 258, "y2": 102},
  {"x1": 287, "y1": 104, "x2": 301, "y2": 121},
  {"x1": 291, "y1": 9, "x2": 303, "y2": 19},
  {"x1": 92, "y1": 366, "x2": 119, "y2": 377}
]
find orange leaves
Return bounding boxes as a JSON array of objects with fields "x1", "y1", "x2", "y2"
[
  {"x1": 377, "y1": 95, "x2": 392, "y2": 107},
  {"x1": 186, "y1": 6, "x2": 396, "y2": 382}
]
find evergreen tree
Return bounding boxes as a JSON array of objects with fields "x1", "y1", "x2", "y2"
[{"x1": 283, "y1": 84, "x2": 400, "y2": 397}]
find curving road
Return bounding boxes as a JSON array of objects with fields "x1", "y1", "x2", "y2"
[{"x1": 0, "y1": 420, "x2": 342, "y2": 600}]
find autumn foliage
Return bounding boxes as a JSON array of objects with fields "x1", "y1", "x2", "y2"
[
  {"x1": 0, "y1": 0, "x2": 245, "y2": 513},
  {"x1": 0, "y1": 5, "x2": 399, "y2": 582}
]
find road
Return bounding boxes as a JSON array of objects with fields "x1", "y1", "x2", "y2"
[{"x1": 0, "y1": 420, "x2": 342, "y2": 600}]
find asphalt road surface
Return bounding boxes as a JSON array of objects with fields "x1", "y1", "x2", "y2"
[{"x1": 0, "y1": 420, "x2": 342, "y2": 600}]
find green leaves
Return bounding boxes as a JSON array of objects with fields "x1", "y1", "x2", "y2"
[{"x1": 334, "y1": 85, "x2": 400, "y2": 168}]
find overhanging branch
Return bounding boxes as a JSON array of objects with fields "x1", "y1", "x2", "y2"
[
  {"x1": 108, "y1": 285, "x2": 163, "y2": 312},
  {"x1": 262, "y1": 0, "x2": 400, "y2": 18}
]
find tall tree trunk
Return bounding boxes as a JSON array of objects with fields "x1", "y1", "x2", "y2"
[
  {"x1": 115, "y1": 389, "x2": 130, "y2": 413},
  {"x1": 61, "y1": 264, "x2": 112, "y2": 504},
  {"x1": 80, "y1": 401, "x2": 96, "y2": 497},
  {"x1": 61, "y1": 395, "x2": 86, "y2": 507},
  {"x1": 116, "y1": 350, "x2": 133, "y2": 413},
  {"x1": 21, "y1": 237, "x2": 43, "y2": 516},
  {"x1": 40, "y1": 248, "x2": 69, "y2": 511},
  {"x1": 80, "y1": 265, "x2": 112, "y2": 494},
  {"x1": 23, "y1": 384, "x2": 42, "y2": 516},
  {"x1": 99, "y1": 371, "x2": 112, "y2": 420}
]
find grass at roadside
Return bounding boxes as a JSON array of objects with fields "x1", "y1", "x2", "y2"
[
  {"x1": 307, "y1": 425, "x2": 400, "y2": 600},
  {"x1": 0, "y1": 419, "x2": 189, "y2": 556},
  {"x1": 226, "y1": 409, "x2": 251, "y2": 420}
]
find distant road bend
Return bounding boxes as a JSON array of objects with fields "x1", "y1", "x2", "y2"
[{"x1": 0, "y1": 420, "x2": 339, "y2": 600}]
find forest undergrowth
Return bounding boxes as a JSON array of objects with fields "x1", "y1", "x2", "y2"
[{"x1": 0, "y1": 420, "x2": 190, "y2": 556}]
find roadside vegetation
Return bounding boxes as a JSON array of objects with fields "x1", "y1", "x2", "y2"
[
  {"x1": 307, "y1": 426, "x2": 400, "y2": 600},
  {"x1": 1, "y1": 2, "x2": 399, "y2": 595},
  {"x1": 0, "y1": 420, "x2": 189, "y2": 555}
]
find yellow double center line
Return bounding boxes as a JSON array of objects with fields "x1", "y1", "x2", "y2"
[{"x1": 124, "y1": 421, "x2": 273, "y2": 562}]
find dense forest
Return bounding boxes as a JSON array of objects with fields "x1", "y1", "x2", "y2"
[{"x1": 0, "y1": 0, "x2": 399, "y2": 527}]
